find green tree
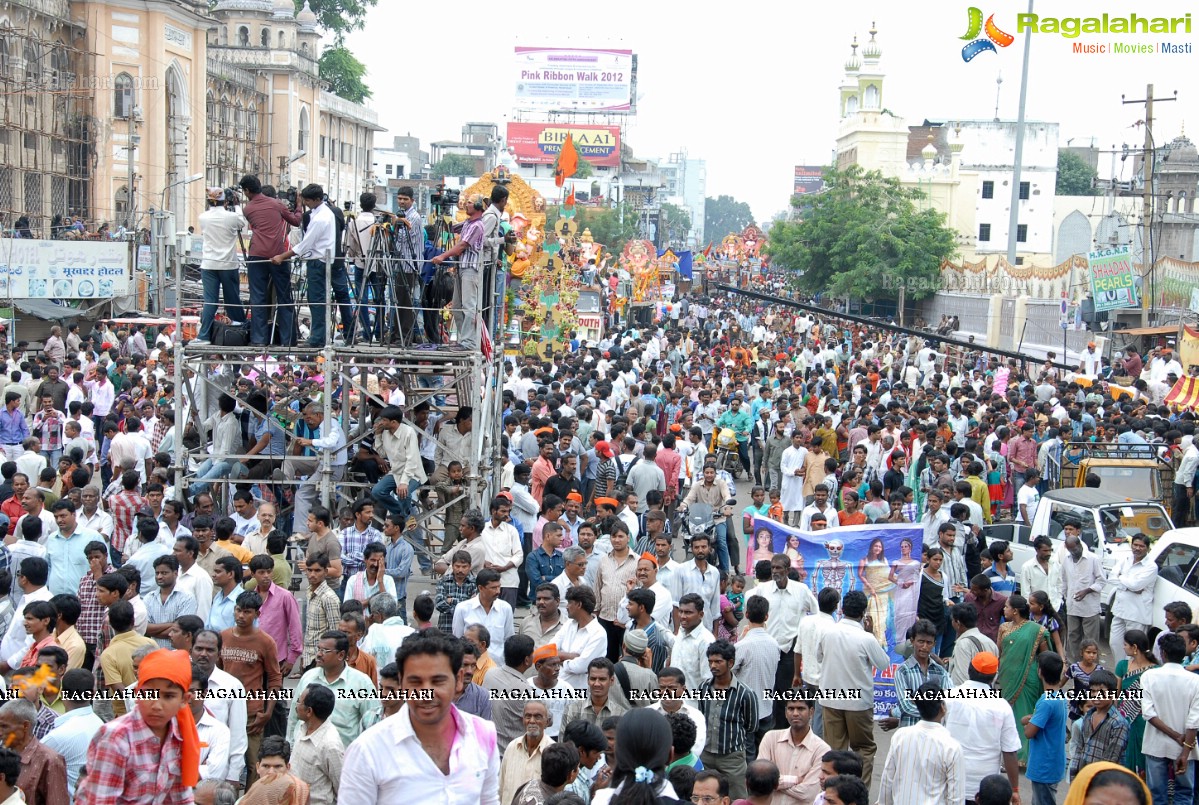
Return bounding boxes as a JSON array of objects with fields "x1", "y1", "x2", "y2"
[
  {"x1": 767, "y1": 165, "x2": 957, "y2": 303},
  {"x1": 318, "y1": 46, "x2": 371, "y2": 103},
  {"x1": 573, "y1": 158, "x2": 594, "y2": 180},
  {"x1": 547, "y1": 203, "x2": 640, "y2": 257},
  {"x1": 301, "y1": 0, "x2": 379, "y2": 43},
  {"x1": 704, "y1": 194, "x2": 754, "y2": 243},
  {"x1": 430, "y1": 154, "x2": 477, "y2": 179},
  {"x1": 1057, "y1": 150, "x2": 1099, "y2": 196},
  {"x1": 660, "y1": 202, "x2": 692, "y2": 246}
]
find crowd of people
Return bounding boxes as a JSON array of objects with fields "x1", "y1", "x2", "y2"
[{"x1": 0, "y1": 261, "x2": 1196, "y2": 805}]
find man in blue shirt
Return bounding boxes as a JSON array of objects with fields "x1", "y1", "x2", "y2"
[
  {"x1": 382, "y1": 513, "x2": 414, "y2": 615},
  {"x1": 716, "y1": 397, "x2": 753, "y2": 477},
  {"x1": 0, "y1": 392, "x2": 28, "y2": 460}
]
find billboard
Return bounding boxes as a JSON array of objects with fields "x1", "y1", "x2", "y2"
[
  {"x1": 751, "y1": 517, "x2": 923, "y2": 716},
  {"x1": 0, "y1": 238, "x2": 131, "y2": 298},
  {"x1": 506, "y1": 123, "x2": 621, "y2": 168},
  {"x1": 1087, "y1": 245, "x2": 1139, "y2": 312},
  {"x1": 794, "y1": 166, "x2": 826, "y2": 195},
  {"x1": 514, "y1": 47, "x2": 634, "y2": 112}
]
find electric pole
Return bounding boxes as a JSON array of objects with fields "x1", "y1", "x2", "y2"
[{"x1": 1123, "y1": 84, "x2": 1177, "y2": 325}]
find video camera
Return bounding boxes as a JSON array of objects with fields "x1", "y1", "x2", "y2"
[
  {"x1": 282, "y1": 186, "x2": 299, "y2": 211},
  {"x1": 430, "y1": 184, "x2": 460, "y2": 214}
]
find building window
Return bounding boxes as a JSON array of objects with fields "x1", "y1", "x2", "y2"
[
  {"x1": 260, "y1": 28, "x2": 270, "y2": 47},
  {"x1": 1015, "y1": 257, "x2": 1024, "y2": 265},
  {"x1": 113, "y1": 73, "x2": 134, "y2": 118},
  {"x1": 385, "y1": 164, "x2": 392, "y2": 175},
  {"x1": 237, "y1": 26, "x2": 249, "y2": 46},
  {"x1": 114, "y1": 185, "x2": 129, "y2": 219},
  {"x1": 298, "y1": 106, "x2": 309, "y2": 152},
  {"x1": 981, "y1": 180, "x2": 994, "y2": 199},
  {"x1": 978, "y1": 223, "x2": 991, "y2": 242},
  {"x1": 1016, "y1": 224, "x2": 1028, "y2": 242},
  {"x1": 395, "y1": 165, "x2": 404, "y2": 177},
  {"x1": 1019, "y1": 181, "x2": 1030, "y2": 200}
]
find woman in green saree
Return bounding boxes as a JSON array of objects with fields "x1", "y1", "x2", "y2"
[
  {"x1": 996, "y1": 594, "x2": 1051, "y2": 766},
  {"x1": 1114, "y1": 629, "x2": 1158, "y2": 776}
]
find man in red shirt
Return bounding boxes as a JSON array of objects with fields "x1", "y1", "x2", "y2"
[
  {"x1": 107, "y1": 470, "x2": 146, "y2": 563},
  {"x1": 530, "y1": 440, "x2": 556, "y2": 505},
  {"x1": 238, "y1": 174, "x2": 302, "y2": 348},
  {"x1": 0, "y1": 473, "x2": 27, "y2": 539}
]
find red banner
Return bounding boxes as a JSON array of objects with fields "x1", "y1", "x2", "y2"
[{"x1": 507, "y1": 122, "x2": 621, "y2": 168}]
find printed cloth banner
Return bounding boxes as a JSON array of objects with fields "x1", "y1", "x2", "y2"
[
  {"x1": 751, "y1": 517, "x2": 924, "y2": 716},
  {"x1": 1165, "y1": 377, "x2": 1199, "y2": 411}
]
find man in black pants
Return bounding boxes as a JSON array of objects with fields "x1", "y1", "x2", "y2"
[{"x1": 239, "y1": 174, "x2": 302, "y2": 347}]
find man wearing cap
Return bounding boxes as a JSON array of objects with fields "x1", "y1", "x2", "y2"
[
  {"x1": 77, "y1": 647, "x2": 199, "y2": 803},
  {"x1": 526, "y1": 644, "x2": 572, "y2": 737},
  {"x1": 1080, "y1": 342, "x2": 1101, "y2": 377},
  {"x1": 943, "y1": 652, "x2": 1021, "y2": 805},
  {"x1": 614, "y1": 628, "x2": 659, "y2": 706},
  {"x1": 194, "y1": 187, "x2": 247, "y2": 346}
]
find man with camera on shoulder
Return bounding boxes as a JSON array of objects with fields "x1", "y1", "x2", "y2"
[
  {"x1": 194, "y1": 187, "x2": 248, "y2": 346},
  {"x1": 240, "y1": 174, "x2": 302, "y2": 347},
  {"x1": 270, "y1": 183, "x2": 354, "y2": 348}
]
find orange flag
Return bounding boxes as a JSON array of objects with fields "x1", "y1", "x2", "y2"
[
  {"x1": 555, "y1": 134, "x2": 579, "y2": 188},
  {"x1": 565, "y1": 185, "x2": 576, "y2": 207}
]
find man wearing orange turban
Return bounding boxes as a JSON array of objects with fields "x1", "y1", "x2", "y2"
[{"x1": 76, "y1": 648, "x2": 200, "y2": 804}]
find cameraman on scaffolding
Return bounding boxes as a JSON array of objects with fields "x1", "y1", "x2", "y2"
[
  {"x1": 394, "y1": 186, "x2": 424, "y2": 342},
  {"x1": 480, "y1": 185, "x2": 513, "y2": 336},
  {"x1": 240, "y1": 174, "x2": 302, "y2": 348},
  {"x1": 270, "y1": 184, "x2": 354, "y2": 348},
  {"x1": 430, "y1": 193, "x2": 486, "y2": 351},
  {"x1": 193, "y1": 187, "x2": 248, "y2": 346}
]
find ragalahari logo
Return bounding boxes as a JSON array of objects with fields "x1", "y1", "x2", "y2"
[{"x1": 960, "y1": 7, "x2": 1015, "y2": 62}]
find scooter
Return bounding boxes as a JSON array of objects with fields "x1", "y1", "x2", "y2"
[
  {"x1": 679, "y1": 503, "x2": 715, "y2": 554},
  {"x1": 713, "y1": 427, "x2": 744, "y2": 480}
]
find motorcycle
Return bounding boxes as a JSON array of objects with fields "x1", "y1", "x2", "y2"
[
  {"x1": 713, "y1": 427, "x2": 744, "y2": 480},
  {"x1": 679, "y1": 503, "x2": 715, "y2": 554}
]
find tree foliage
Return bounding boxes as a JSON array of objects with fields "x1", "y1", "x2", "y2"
[
  {"x1": 318, "y1": 46, "x2": 371, "y2": 103},
  {"x1": 547, "y1": 203, "x2": 641, "y2": 258},
  {"x1": 430, "y1": 154, "x2": 477, "y2": 179},
  {"x1": 704, "y1": 194, "x2": 754, "y2": 243},
  {"x1": 1057, "y1": 150, "x2": 1099, "y2": 196},
  {"x1": 766, "y1": 165, "x2": 958, "y2": 302},
  {"x1": 301, "y1": 0, "x2": 379, "y2": 43},
  {"x1": 573, "y1": 158, "x2": 595, "y2": 180},
  {"x1": 659, "y1": 202, "x2": 692, "y2": 246}
]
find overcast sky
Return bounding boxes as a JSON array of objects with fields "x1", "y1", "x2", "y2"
[{"x1": 347, "y1": 0, "x2": 1198, "y2": 224}]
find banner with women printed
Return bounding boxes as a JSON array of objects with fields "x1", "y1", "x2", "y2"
[{"x1": 751, "y1": 517, "x2": 924, "y2": 716}]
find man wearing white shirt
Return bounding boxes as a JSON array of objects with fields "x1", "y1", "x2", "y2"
[
  {"x1": 452, "y1": 569, "x2": 514, "y2": 664},
  {"x1": 750, "y1": 552, "x2": 819, "y2": 708},
  {"x1": 817, "y1": 590, "x2": 891, "y2": 784},
  {"x1": 190, "y1": 670, "x2": 232, "y2": 784},
  {"x1": 480, "y1": 497, "x2": 525, "y2": 607},
  {"x1": 1108, "y1": 533, "x2": 1157, "y2": 662},
  {"x1": 191, "y1": 629, "x2": 248, "y2": 785},
  {"x1": 285, "y1": 403, "x2": 348, "y2": 531},
  {"x1": 943, "y1": 652, "x2": 1020, "y2": 801},
  {"x1": 878, "y1": 681, "x2": 964, "y2": 805},
  {"x1": 173, "y1": 535, "x2": 214, "y2": 624},
  {"x1": 271, "y1": 184, "x2": 354, "y2": 349},
  {"x1": 556, "y1": 585, "x2": 607, "y2": 690},
  {"x1": 339, "y1": 630, "x2": 501, "y2": 805},
  {"x1": 793, "y1": 586, "x2": 839, "y2": 732},
  {"x1": 42, "y1": 668, "x2": 104, "y2": 793},
  {"x1": 648, "y1": 667, "x2": 707, "y2": 757},
  {"x1": 1021, "y1": 535, "x2": 1063, "y2": 610},
  {"x1": 0, "y1": 556, "x2": 52, "y2": 671},
  {"x1": 1140, "y1": 632, "x2": 1199, "y2": 804},
  {"x1": 668, "y1": 593, "x2": 715, "y2": 689}
]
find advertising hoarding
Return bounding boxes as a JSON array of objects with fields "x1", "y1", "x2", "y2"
[
  {"x1": 794, "y1": 166, "x2": 826, "y2": 195},
  {"x1": 515, "y1": 47, "x2": 634, "y2": 112},
  {"x1": 0, "y1": 239, "x2": 131, "y2": 299},
  {"x1": 506, "y1": 123, "x2": 621, "y2": 167},
  {"x1": 1087, "y1": 245, "x2": 1139, "y2": 312}
]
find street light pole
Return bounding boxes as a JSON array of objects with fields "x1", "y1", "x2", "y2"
[
  {"x1": 153, "y1": 173, "x2": 203, "y2": 314},
  {"x1": 1006, "y1": 0, "x2": 1034, "y2": 266}
]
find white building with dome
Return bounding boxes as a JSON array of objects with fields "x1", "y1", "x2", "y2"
[{"x1": 833, "y1": 23, "x2": 1059, "y2": 270}]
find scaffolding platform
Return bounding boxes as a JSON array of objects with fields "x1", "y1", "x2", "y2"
[{"x1": 172, "y1": 335, "x2": 503, "y2": 573}]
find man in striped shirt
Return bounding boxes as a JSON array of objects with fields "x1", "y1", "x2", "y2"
[
  {"x1": 430, "y1": 193, "x2": 486, "y2": 351},
  {"x1": 697, "y1": 639, "x2": 759, "y2": 801},
  {"x1": 877, "y1": 681, "x2": 964, "y2": 805}
]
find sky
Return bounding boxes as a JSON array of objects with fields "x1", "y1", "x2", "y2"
[{"x1": 346, "y1": 0, "x2": 1198, "y2": 225}]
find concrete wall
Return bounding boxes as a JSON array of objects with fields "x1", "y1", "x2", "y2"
[{"x1": 919, "y1": 291, "x2": 1098, "y2": 365}]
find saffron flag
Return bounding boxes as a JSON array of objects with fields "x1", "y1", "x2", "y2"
[
  {"x1": 702, "y1": 242, "x2": 713, "y2": 258},
  {"x1": 565, "y1": 185, "x2": 576, "y2": 208},
  {"x1": 554, "y1": 134, "x2": 579, "y2": 188}
]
